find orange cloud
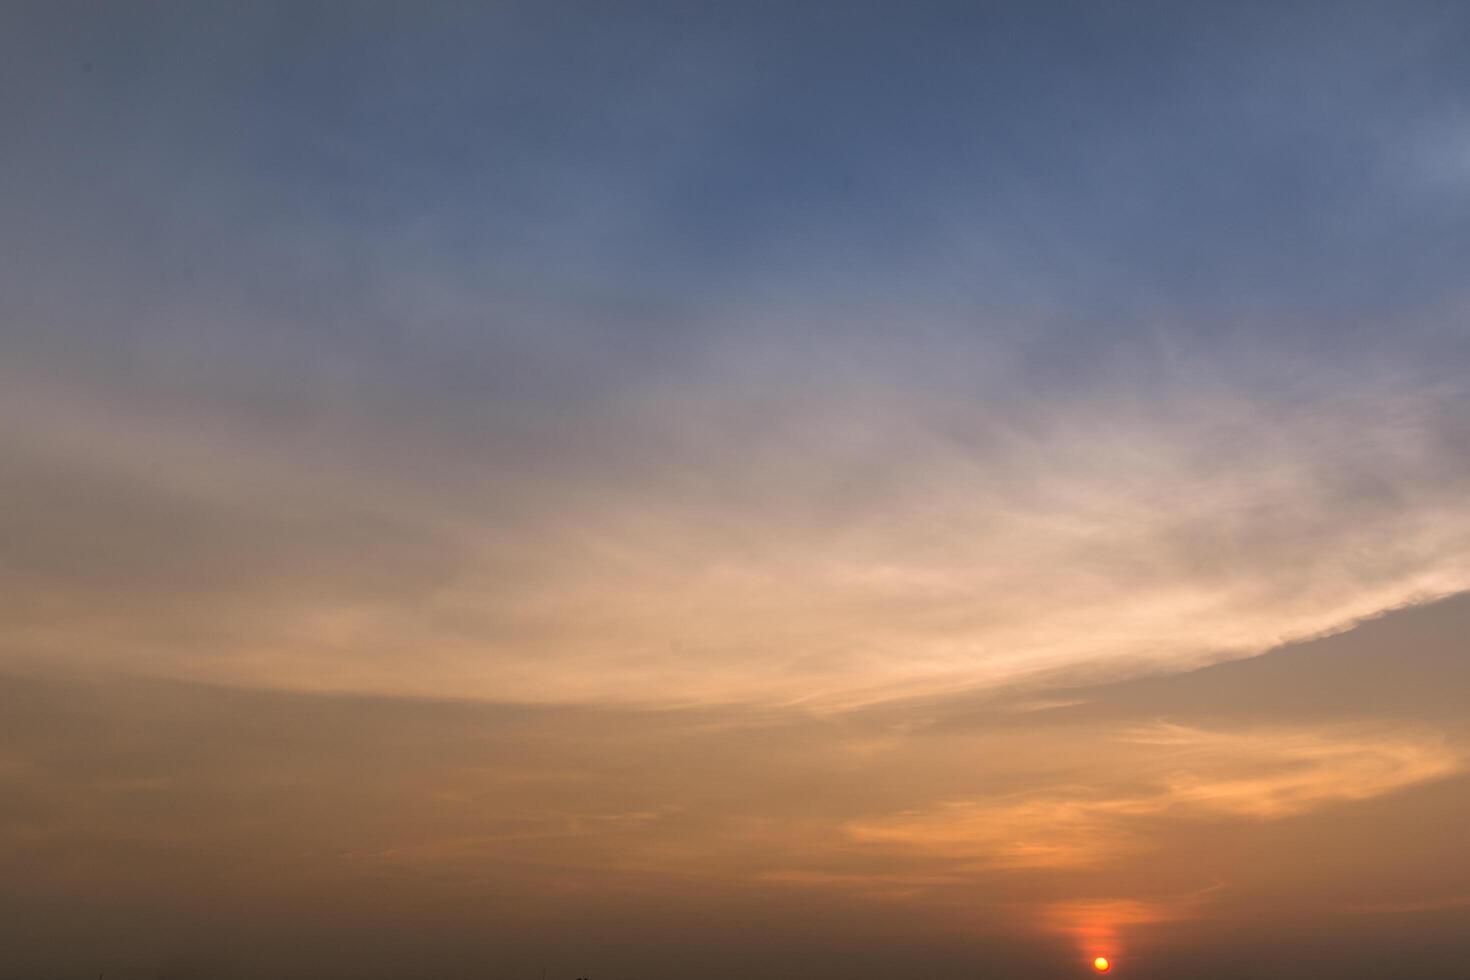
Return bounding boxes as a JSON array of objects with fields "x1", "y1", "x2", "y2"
[{"x1": 845, "y1": 723, "x2": 1460, "y2": 869}]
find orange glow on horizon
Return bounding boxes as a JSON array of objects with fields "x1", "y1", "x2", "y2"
[{"x1": 1093, "y1": 956, "x2": 1112, "y2": 973}]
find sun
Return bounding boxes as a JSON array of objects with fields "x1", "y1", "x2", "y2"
[{"x1": 1092, "y1": 956, "x2": 1112, "y2": 973}]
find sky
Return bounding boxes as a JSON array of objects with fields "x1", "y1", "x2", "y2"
[{"x1": 2, "y1": 1, "x2": 1469, "y2": 977}]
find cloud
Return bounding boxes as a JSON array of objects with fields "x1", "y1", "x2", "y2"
[
  {"x1": 4, "y1": 5, "x2": 1470, "y2": 977},
  {"x1": 845, "y1": 723, "x2": 1461, "y2": 869},
  {"x1": 5, "y1": 332, "x2": 1470, "y2": 710},
  {"x1": 2, "y1": 602, "x2": 1469, "y2": 977},
  {"x1": 5, "y1": 0, "x2": 1470, "y2": 716}
]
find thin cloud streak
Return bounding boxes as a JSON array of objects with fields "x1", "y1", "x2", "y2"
[{"x1": 846, "y1": 723, "x2": 1460, "y2": 869}]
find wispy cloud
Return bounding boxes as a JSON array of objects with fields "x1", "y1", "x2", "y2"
[
  {"x1": 4, "y1": 340, "x2": 1469, "y2": 709},
  {"x1": 846, "y1": 723, "x2": 1460, "y2": 869}
]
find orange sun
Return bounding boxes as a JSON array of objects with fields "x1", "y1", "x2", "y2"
[{"x1": 1092, "y1": 956, "x2": 1112, "y2": 973}]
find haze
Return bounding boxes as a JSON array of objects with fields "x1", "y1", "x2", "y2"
[{"x1": 3, "y1": 3, "x2": 1469, "y2": 978}]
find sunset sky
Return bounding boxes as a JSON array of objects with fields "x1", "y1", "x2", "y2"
[{"x1": 3, "y1": 2, "x2": 1470, "y2": 978}]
